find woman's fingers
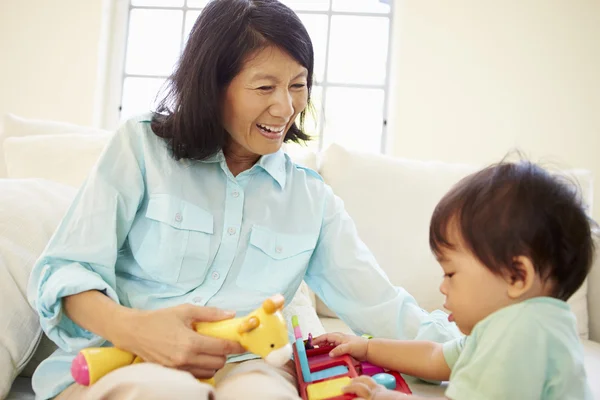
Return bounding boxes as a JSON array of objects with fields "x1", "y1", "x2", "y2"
[
  {"x1": 183, "y1": 366, "x2": 220, "y2": 379},
  {"x1": 179, "y1": 352, "x2": 228, "y2": 378},
  {"x1": 125, "y1": 305, "x2": 246, "y2": 374},
  {"x1": 182, "y1": 304, "x2": 237, "y2": 324},
  {"x1": 191, "y1": 334, "x2": 246, "y2": 356}
]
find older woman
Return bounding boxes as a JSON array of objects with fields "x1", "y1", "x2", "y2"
[{"x1": 27, "y1": 0, "x2": 459, "y2": 399}]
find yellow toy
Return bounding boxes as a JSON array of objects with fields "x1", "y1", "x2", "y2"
[{"x1": 71, "y1": 294, "x2": 292, "y2": 386}]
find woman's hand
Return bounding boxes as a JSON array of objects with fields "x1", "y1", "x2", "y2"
[
  {"x1": 112, "y1": 304, "x2": 246, "y2": 378},
  {"x1": 312, "y1": 332, "x2": 370, "y2": 361},
  {"x1": 343, "y1": 376, "x2": 411, "y2": 400}
]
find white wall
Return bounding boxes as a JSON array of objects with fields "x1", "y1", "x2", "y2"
[
  {"x1": 2, "y1": 0, "x2": 600, "y2": 219},
  {"x1": 0, "y1": 0, "x2": 107, "y2": 126},
  {"x1": 387, "y1": 0, "x2": 600, "y2": 219}
]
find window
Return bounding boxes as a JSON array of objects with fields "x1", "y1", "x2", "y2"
[{"x1": 104, "y1": 0, "x2": 394, "y2": 153}]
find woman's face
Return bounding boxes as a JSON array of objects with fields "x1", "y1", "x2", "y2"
[{"x1": 222, "y1": 45, "x2": 309, "y2": 158}]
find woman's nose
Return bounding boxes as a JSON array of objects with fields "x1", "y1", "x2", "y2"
[{"x1": 269, "y1": 90, "x2": 294, "y2": 120}]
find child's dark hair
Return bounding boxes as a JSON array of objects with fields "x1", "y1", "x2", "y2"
[{"x1": 429, "y1": 160, "x2": 595, "y2": 301}]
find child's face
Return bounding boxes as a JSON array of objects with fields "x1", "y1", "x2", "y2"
[{"x1": 437, "y1": 233, "x2": 513, "y2": 335}]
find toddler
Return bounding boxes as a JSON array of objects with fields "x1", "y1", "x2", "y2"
[{"x1": 315, "y1": 160, "x2": 595, "y2": 399}]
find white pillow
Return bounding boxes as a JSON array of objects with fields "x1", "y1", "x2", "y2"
[
  {"x1": 283, "y1": 282, "x2": 326, "y2": 340},
  {"x1": 4, "y1": 133, "x2": 112, "y2": 188},
  {"x1": 318, "y1": 144, "x2": 593, "y2": 339},
  {"x1": 0, "y1": 113, "x2": 110, "y2": 179},
  {"x1": 284, "y1": 144, "x2": 320, "y2": 172},
  {"x1": 0, "y1": 179, "x2": 76, "y2": 398}
]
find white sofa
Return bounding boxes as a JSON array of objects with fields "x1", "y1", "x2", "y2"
[{"x1": 1, "y1": 114, "x2": 599, "y2": 399}]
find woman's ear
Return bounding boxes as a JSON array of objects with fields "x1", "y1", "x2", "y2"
[{"x1": 506, "y1": 256, "x2": 536, "y2": 299}]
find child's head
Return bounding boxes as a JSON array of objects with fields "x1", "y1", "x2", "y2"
[{"x1": 429, "y1": 160, "x2": 595, "y2": 334}]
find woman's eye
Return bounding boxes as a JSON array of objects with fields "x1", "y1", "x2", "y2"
[
  {"x1": 444, "y1": 273, "x2": 455, "y2": 278},
  {"x1": 291, "y1": 83, "x2": 306, "y2": 89},
  {"x1": 258, "y1": 86, "x2": 274, "y2": 91}
]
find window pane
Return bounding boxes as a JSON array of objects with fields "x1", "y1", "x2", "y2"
[
  {"x1": 120, "y1": 77, "x2": 167, "y2": 121},
  {"x1": 125, "y1": 9, "x2": 183, "y2": 76},
  {"x1": 132, "y1": 0, "x2": 184, "y2": 6},
  {"x1": 327, "y1": 16, "x2": 389, "y2": 85},
  {"x1": 184, "y1": 10, "x2": 202, "y2": 44},
  {"x1": 297, "y1": 14, "x2": 328, "y2": 84},
  {"x1": 323, "y1": 87, "x2": 384, "y2": 153},
  {"x1": 186, "y1": 0, "x2": 210, "y2": 8},
  {"x1": 279, "y1": 0, "x2": 330, "y2": 11},
  {"x1": 332, "y1": 0, "x2": 390, "y2": 14}
]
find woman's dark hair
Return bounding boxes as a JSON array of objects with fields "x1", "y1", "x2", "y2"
[
  {"x1": 151, "y1": 0, "x2": 314, "y2": 160},
  {"x1": 429, "y1": 159, "x2": 596, "y2": 301}
]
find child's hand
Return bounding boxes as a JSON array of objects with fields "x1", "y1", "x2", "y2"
[
  {"x1": 312, "y1": 332, "x2": 369, "y2": 361},
  {"x1": 343, "y1": 376, "x2": 410, "y2": 400}
]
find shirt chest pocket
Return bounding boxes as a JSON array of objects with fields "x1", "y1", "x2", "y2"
[
  {"x1": 236, "y1": 225, "x2": 316, "y2": 294},
  {"x1": 132, "y1": 194, "x2": 214, "y2": 284}
]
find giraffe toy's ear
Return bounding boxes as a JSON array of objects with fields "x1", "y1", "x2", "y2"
[
  {"x1": 237, "y1": 316, "x2": 260, "y2": 334},
  {"x1": 262, "y1": 294, "x2": 285, "y2": 314}
]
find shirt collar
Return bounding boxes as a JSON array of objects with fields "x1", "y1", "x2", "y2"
[
  {"x1": 199, "y1": 149, "x2": 287, "y2": 189},
  {"x1": 140, "y1": 116, "x2": 285, "y2": 186},
  {"x1": 256, "y1": 149, "x2": 287, "y2": 189}
]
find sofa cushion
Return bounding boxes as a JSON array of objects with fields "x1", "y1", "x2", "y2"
[
  {"x1": 583, "y1": 339, "x2": 600, "y2": 399},
  {"x1": 0, "y1": 114, "x2": 110, "y2": 179},
  {"x1": 318, "y1": 144, "x2": 593, "y2": 339},
  {"x1": 0, "y1": 179, "x2": 76, "y2": 398},
  {"x1": 4, "y1": 133, "x2": 112, "y2": 188}
]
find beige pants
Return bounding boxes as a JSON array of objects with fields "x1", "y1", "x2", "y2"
[{"x1": 56, "y1": 359, "x2": 301, "y2": 400}]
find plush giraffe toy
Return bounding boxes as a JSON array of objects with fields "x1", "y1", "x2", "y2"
[{"x1": 71, "y1": 294, "x2": 291, "y2": 386}]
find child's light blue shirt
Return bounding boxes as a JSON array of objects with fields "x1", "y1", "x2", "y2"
[
  {"x1": 443, "y1": 297, "x2": 592, "y2": 400},
  {"x1": 27, "y1": 114, "x2": 460, "y2": 399}
]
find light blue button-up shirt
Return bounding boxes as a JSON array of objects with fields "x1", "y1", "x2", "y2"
[{"x1": 27, "y1": 114, "x2": 459, "y2": 399}]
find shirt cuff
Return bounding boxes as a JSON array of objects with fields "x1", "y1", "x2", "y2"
[{"x1": 36, "y1": 262, "x2": 119, "y2": 352}]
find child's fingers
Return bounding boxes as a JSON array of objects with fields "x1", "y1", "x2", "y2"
[
  {"x1": 329, "y1": 343, "x2": 352, "y2": 357},
  {"x1": 351, "y1": 375, "x2": 380, "y2": 390},
  {"x1": 310, "y1": 334, "x2": 329, "y2": 345},
  {"x1": 342, "y1": 382, "x2": 373, "y2": 399},
  {"x1": 312, "y1": 332, "x2": 344, "y2": 346}
]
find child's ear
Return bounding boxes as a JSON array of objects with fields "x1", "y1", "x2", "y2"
[{"x1": 506, "y1": 256, "x2": 536, "y2": 299}]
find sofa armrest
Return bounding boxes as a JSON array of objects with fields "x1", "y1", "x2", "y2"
[{"x1": 588, "y1": 235, "x2": 600, "y2": 342}]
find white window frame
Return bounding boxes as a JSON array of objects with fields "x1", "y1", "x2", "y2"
[{"x1": 101, "y1": 0, "x2": 395, "y2": 153}]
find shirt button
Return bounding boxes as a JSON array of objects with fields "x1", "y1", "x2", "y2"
[
  {"x1": 175, "y1": 212, "x2": 182, "y2": 222},
  {"x1": 212, "y1": 271, "x2": 220, "y2": 280},
  {"x1": 275, "y1": 246, "x2": 283, "y2": 253},
  {"x1": 192, "y1": 296, "x2": 202, "y2": 304},
  {"x1": 227, "y1": 227, "x2": 237, "y2": 235},
  {"x1": 232, "y1": 191, "x2": 240, "y2": 198}
]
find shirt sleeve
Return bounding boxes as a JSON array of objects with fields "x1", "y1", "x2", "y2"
[
  {"x1": 442, "y1": 336, "x2": 467, "y2": 370},
  {"x1": 26, "y1": 118, "x2": 146, "y2": 352},
  {"x1": 304, "y1": 186, "x2": 460, "y2": 343},
  {"x1": 445, "y1": 313, "x2": 547, "y2": 400}
]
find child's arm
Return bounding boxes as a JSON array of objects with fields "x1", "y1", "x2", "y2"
[
  {"x1": 366, "y1": 339, "x2": 451, "y2": 381},
  {"x1": 342, "y1": 375, "x2": 450, "y2": 400},
  {"x1": 313, "y1": 333, "x2": 451, "y2": 381}
]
